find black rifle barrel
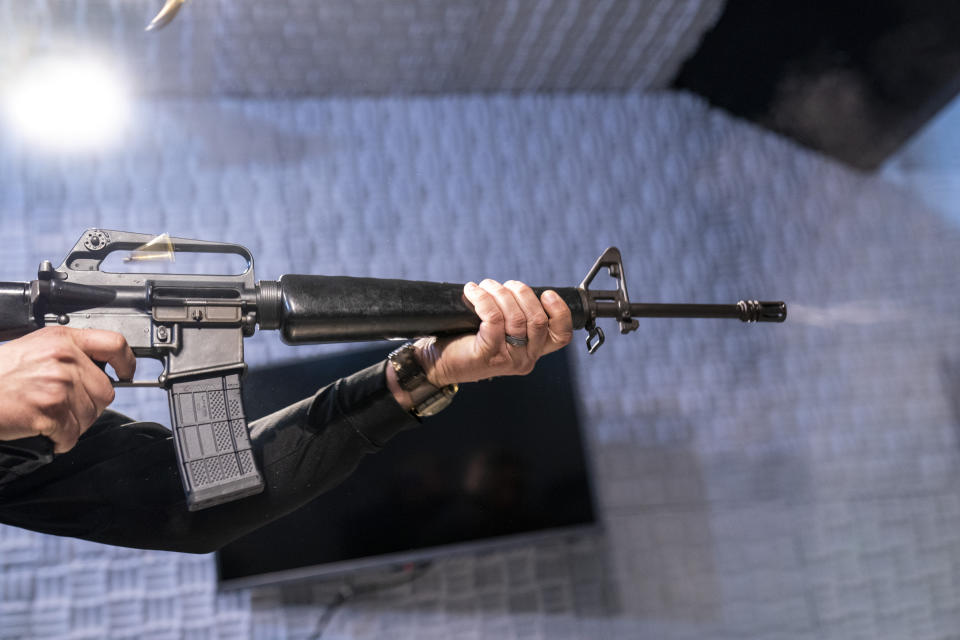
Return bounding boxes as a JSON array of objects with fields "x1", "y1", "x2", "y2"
[
  {"x1": 603, "y1": 301, "x2": 787, "y2": 323},
  {"x1": 260, "y1": 276, "x2": 785, "y2": 345}
]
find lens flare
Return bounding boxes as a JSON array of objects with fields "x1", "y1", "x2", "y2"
[{"x1": 2, "y1": 55, "x2": 131, "y2": 152}]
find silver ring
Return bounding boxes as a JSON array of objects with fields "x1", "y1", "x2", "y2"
[{"x1": 505, "y1": 334, "x2": 529, "y2": 347}]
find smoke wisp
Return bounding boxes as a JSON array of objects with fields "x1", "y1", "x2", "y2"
[{"x1": 787, "y1": 301, "x2": 911, "y2": 328}]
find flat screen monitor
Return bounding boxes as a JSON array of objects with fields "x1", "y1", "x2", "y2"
[{"x1": 216, "y1": 344, "x2": 597, "y2": 588}]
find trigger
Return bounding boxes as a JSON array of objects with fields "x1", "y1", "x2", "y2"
[
  {"x1": 94, "y1": 360, "x2": 118, "y2": 385},
  {"x1": 94, "y1": 359, "x2": 138, "y2": 386}
]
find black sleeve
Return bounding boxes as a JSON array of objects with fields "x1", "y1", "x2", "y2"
[
  {"x1": 0, "y1": 361, "x2": 420, "y2": 553},
  {"x1": 0, "y1": 410, "x2": 136, "y2": 488}
]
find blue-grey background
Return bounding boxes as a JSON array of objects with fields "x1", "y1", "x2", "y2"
[{"x1": 3, "y1": 1, "x2": 960, "y2": 639}]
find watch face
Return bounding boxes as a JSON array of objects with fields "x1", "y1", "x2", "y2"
[
  {"x1": 414, "y1": 394, "x2": 449, "y2": 417},
  {"x1": 415, "y1": 384, "x2": 458, "y2": 418}
]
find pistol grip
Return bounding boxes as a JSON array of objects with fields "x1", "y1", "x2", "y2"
[{"x1": 167, "y1": 373, "x2": 264, "y2": 510}]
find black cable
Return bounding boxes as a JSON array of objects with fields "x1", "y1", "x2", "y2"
[
  {"x1": 308, "y1": 561, "x2": 433, "y2": 640},
  {"x1": 309, "y1": 587, "x2": 351, "y2": 640}
]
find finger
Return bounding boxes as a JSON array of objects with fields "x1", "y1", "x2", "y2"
[
  {"x1": 503, "y1": 281, "x2": 550, "y2": 354},
  {"x1": 39, "y1": 407, "x2": 81, "y2": 454},
  {"x1": 69, "y1": 329, "x2": 136, "y2": 381},
  {"x1": 72, "y1": 362, "x2": 110, "y2": 425},
  {"x1": 463, "y1": 282, "x2": 505, "y2": 358},
  {"x1": 540, "y1": 290, "x2": 574, "y2": 354},
  {"x1": 71, "y1": 345, "x2": 117, "y2": 413},
  {"x1": 478, "y1": 279, "x2": 527, "y2": 346},
  {"x1": 58, "y1": 404, "x2": 84, "y2": 453}
]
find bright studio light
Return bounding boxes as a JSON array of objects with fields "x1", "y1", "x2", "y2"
[{"x1": 3, "y1": 55, "x2": 130, "y2": 152}]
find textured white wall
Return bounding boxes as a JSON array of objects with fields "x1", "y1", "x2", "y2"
[
  {"x1": 2, "y1": 92, "x2": 960, "y2": 639},
  {"x1": 0, "y1": 0, "x2": 722, "y2": 96}
]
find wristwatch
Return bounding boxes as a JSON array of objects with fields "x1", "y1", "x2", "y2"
[{"x1": 387, "y1": 342, "x2": 459, "y2": 417}]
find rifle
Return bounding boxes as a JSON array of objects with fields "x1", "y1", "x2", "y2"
[{"x1": 0, "y1": 229, "x2": 786, "y2": 510}]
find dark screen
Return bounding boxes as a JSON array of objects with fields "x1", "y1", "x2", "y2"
[{"x1": 216, "y1": 345, "x2": 596, "y2": 584}]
